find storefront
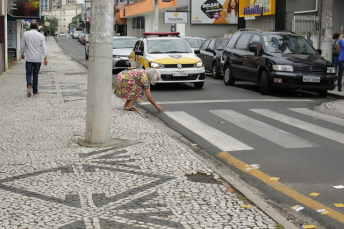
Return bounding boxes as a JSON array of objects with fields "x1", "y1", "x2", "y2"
[{"x1": 238, "y1": 0, "x2": 285, "y2": 31}]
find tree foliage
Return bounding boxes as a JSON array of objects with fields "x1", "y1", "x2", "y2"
[
  {"x1": 71, "y1": 14, "x2": 82, "y2": 27},
  {"x1": 42, "y1": 17, "x2": 59, "y2": 35}
]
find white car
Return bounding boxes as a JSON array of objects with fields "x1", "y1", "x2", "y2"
[{"x1": 130, "y1": 32, "x2": 205, "y2": 88}]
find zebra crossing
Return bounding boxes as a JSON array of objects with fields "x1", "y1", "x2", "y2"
[{"x1": 164, "y1": 108, "x2": 344, "y2": 152}]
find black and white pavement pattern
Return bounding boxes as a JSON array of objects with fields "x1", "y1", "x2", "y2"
[{"x1": 0, "y1": 39, "x2": 278, "y2": 228}]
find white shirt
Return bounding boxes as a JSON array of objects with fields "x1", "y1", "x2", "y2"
[{"x1": 20, "y1": 29, "x2": 47, "y2": 63}]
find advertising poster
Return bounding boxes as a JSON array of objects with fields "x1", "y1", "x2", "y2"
[
  {"x1": 8, "y1": 0, "x2": 41, "y2": 19},
  {"x1": 191, "y1": 0, "x2": 238, "y2": 24},
  {"x1": 7, "y1": 21, "x2": 17, "y2": 59}
]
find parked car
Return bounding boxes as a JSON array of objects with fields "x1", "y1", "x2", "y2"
[
  {"x1": 83, "y1": 34, "x2": 90, "y2": 45},
  {"x1": 221, "y1": 29, "x2": 337, "y2": 97},
  {"x1": 130, "y1": 32, "x2": 205, "y2": 88},
  {"x1": 72, "y1": 31, "x2": 82, "y2": 39},
  {"x1": 77, "y1": 33, "x2": 85, "y2": 43},
  {"x1": 182, "y1": 36, "x2": 205, "y2": 51},
  {"x1": 79, "y1": 33, "x2": 88, "y2": 45},
  {"x1": 198, "y1": 38, "x2": 229, "y2": 79}
]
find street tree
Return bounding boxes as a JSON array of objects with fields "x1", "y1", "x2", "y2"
[{"x1": 43, "y1": 17, "x2": 58, "y2": 36}]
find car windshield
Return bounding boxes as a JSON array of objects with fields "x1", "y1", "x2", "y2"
[
  {"x1": 113, "y1": 38, "x2": 138, "y2": 49},
  {"x1": 262, "y1": 34, "x2": 317, "y2": 55},
  {"x1": 215, "y1": 39, "x2": 228, "y2": 50},
  {"x1": 147, "y1": 39, "x2": 193, "y2": 54},
  {"x1": 183, "y1": 38, "x2": 204, "y2": 48}
]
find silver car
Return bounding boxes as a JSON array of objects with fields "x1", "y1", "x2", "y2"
[
  {"x1": 112, "y1": 36, "x2": 138, "y2": 73},
  {"x1": 85, "y1": 36, "x2": 138, "y2": 73}
]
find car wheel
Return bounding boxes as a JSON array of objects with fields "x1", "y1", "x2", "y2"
[
  {"x1": 223, "y1": 65, "x2": 235, "y2": 86},
  {"x1": 260, "y1": 70, "x2": 271, "y2": 95},
  {"x1": 212, "y1": 63, "x2": 221, "y2": 79},
  {"x1": 318, "y1": 90, "x2": 328, "y2": 97},
  {"x1": 194, "y1": 82, "x2": 204, "y2": 89}
]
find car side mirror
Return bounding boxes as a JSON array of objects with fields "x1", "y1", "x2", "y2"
[
  {"x1": 317, "y1": 49, "x2": 322, "y2": 55},
  {"x1": 249, "y1": 45, "x2": 258, "y2": 55},
  {"x1": 135, "y1": 50, "x2": 143, "y2": 56},
  {"x1": 194, "y1": 49, "x2": 200, "y2": 54}
]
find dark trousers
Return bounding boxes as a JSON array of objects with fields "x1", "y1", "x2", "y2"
[
  {"x1": 337, "y1": 61, "x2": 344, "y2": 91},
  {"x1": 332, "y1": 55, "x2": 339, "y2": 73},
  {"x1": 26, "y1": 62, "x2": 41, "y2": 94}
]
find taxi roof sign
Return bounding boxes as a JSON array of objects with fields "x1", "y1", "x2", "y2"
[{"x1": 143, "y1": 32, "x2": 180, "y2": 37}]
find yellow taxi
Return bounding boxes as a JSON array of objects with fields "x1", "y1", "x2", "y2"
[{"x1": 129, "y1": 32, "x2": 206, "y2": 88}]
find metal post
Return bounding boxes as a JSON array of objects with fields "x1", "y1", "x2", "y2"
[
  {"x1": 84, "y1": 0, "x2": 114, "y2": 145},
  {"x1": 319, "y1": 0, "x2": 333, "y2": 62},
  {"x1": 154, "y1": 0, "x2": 159, "y2": 32}
]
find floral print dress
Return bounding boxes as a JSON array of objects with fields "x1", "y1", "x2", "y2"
[{"x1": 114, "y1": 69, "x2": 150, "y2": 100}]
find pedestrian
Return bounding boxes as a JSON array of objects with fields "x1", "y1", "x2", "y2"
[
  {"x1": 44, "y1": 31, "x2": 48, "y2": 41},
  {"x1": 332, "y1": 33, "x2": 340, "y2": 73},
  {"x1": 20, "y1": 21, "x2": 48, "y2": 97},
  {"x1": 114, "y1": 63, "x2": 162, "y2": 112},
  {"x1": 337, "y1": 35, "x2": 344, "y2": 92}
]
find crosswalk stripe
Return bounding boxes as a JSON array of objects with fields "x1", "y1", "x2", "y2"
[
  {"x1": 211, "y1": 110, "x2": 317, "y2": 149},
  {"x1": 138, "y1": 99, "x2": 313, "y2": 106},
  {"x1": 289, "y1": 108, "x2": 344, "y2": 127},
  {"x1": 251, "y1": 109, "x2": 344, "y2": 145},
  {"x1": 165, "y1": 111, "x2": 253, "y2": 152}
]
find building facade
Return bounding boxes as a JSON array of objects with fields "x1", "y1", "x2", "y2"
[{"x1": 46, "y1": 4, "x2": 82, "y2": 34}]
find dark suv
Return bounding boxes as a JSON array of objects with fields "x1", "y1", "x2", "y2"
[{"x1": 221, "y1": 29, "x2": 337, "y2": 96}]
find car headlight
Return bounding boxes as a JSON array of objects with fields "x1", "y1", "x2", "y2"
[
  {"x1": 272, "y1": 65, "x2": 293, "y2": 72},
  {"x1": 194, "y1": 61, "x2": 203, "y2": 68},
  {"x1": 327, "y1": 67, "x2": 336, "y2": 74},
  {"x1": 150, "y1": 62, "x2": 164, "y2": 69}
]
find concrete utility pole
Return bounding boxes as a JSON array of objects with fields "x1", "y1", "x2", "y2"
[
  {"x1": 84, "y1": 0, "x2": 114, "y2": 145},
  {"x1": 320, "y1": 0, "x2": 333, "y2": 62},
  {"x1": 154, "y1": 0, "x2": 159, "y2": 32}
]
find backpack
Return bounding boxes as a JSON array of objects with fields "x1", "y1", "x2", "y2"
[{"x1": 333, "y1": 40, "x2": 339, "y2": 56}]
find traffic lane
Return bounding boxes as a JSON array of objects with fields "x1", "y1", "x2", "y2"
[
  {"x1": 55, "y1": 37, "x2": 88, "y2": 68},
  {"x1": 138, "y1": 98, "x2": 344, "y2": 228},
  {"x1": 151, "y1": 77, "x2": 338, "y2": 104}
]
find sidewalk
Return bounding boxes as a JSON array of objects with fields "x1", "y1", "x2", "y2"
[{"x1": 1, "y1": 38, "x2": 335, "y2": 229}]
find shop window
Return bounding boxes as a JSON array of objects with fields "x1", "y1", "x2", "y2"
[{"x1": 133, "y1": 17, "x2": 144, "y2": 29}]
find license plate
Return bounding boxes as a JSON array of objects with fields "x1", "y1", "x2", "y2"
[
  {"x1": 126, "y1": 61, "x2": 129, "y2": 66},
  {"x1": 173, "y1": 71, "x2": 188, "y2": 76},
  {"x1": 303, "y1": 76, "x2": 320, "y2": 83}
]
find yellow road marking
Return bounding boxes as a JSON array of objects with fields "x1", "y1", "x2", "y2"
[{"x1": 217, "y1": 151, "x2": 344, "y2": 223}]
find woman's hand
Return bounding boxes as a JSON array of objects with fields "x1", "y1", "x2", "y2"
[{"x1": 156, "y1": 105, "x2": 162, "y2": 112}]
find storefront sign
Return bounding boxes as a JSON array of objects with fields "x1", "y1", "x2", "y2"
[
  {"x1": 239, "y1": 0, "x2": 275, "y2": 17},
  {"x1": 191, "y1": 0, "x2": 239, "y2": 24},
  {"x1": 7, "y1": 0, "x2": 41, "y2": 19},
  {"x1": 164, "y1": 12, "x2": 188, "y2": 24},
  {"x1": 243, "y1": 5, "x2": 263, "y2": 16}
]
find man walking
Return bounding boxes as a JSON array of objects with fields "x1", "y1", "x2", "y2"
[{"x1": 20, "y1": 21, "x2": 48, "y2": 97}]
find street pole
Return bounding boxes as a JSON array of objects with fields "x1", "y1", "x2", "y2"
[
  {"x1": 83, "y1": 0, "x2": 114, "y2": 145},
  {"x1": 320, "y1": 0, "x2": 333, "y2": 62},
  {"x1": 154, "y1": 0, "x2": 159, "y2": 32}
]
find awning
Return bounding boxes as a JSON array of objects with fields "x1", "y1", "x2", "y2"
[{"x1": 115, "y1": 12, "x2": 127, "y2": 25}]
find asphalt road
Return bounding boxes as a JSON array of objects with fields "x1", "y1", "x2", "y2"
[{"x1": 56, "y1": 36, "x2": 344, "y2": 229}]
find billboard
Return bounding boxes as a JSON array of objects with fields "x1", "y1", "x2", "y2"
[
  {"x1": 8, "y1": 0, "x2": 41, "y2": 19},
  {"x1": 164, "y1": 12, "x2": 188, "y2": 24},
  {"x1": 191, "y1": 0, "x2": 238, "y2": 24}
]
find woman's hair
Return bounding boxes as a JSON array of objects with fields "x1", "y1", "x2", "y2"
[
  {"x1": 227, "y1": 0, "x2": 238, "y2": 17},
  {"x1": 333, "y1": 33, "x2": 340, "y2": 39}
]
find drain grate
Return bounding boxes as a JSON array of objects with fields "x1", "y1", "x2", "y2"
[{"x1": 185, "y1": 172, "x2": 221, "y2": 184}]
